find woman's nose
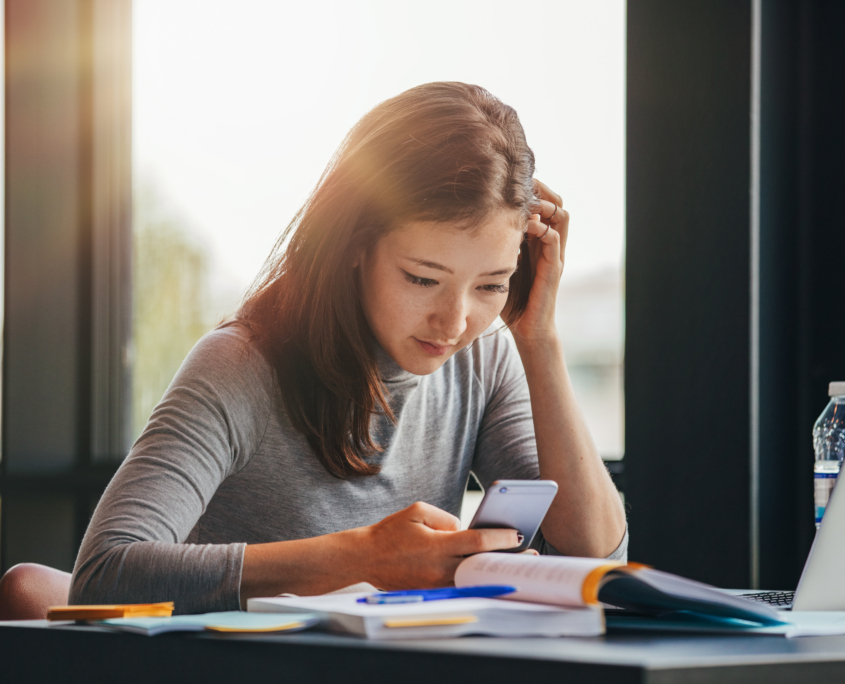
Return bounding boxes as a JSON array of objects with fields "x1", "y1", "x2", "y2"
[{"x1": 431, "y1": 294, "x2": 468, "y2": 342}]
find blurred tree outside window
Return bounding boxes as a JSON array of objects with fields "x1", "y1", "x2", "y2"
[{"x1": 132, "y1": 182, "x2": 217, "y2": 435}]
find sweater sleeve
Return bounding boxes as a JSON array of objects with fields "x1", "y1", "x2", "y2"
[
  {"x1": 470, "y1": 332, "x2": 628, "y2": 562},
  {"x1": 70, "y1": 325, "x2": 274, "y2": 614}
]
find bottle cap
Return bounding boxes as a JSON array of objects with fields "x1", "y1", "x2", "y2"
[{"x1": 829, "y1": 382, "x2": 845, "y2": 397}]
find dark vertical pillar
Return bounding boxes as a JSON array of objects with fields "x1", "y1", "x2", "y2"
[
  {"x1": 2, "y1": 0, "x2": 130, "y2": 573},
  {"x1": 757, "y1": 0, "x2": 845, "y2": 590},
  {"x1": 628, "y1": 0, "x2": 845, "y2": 589},
  {"x1": 89, "y1": 0, "x2": 133, "y2": 464},
  {"x1": 626, "y1": 0, "x2": 753, "y2": 587},
  {"x1": 2, "y1": 0, "x2": 86, "y2": 572},
  {"x1": 797, "y1": 0, "x2": 845, "y2": 572},
  {"x1": 4, "y1": 0, "x2": 84, "y2": 476},
  {"x1": 757, "y1": 0, "x2": 804, "y2": 592}
]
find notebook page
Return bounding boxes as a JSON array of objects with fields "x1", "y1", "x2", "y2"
[{"x1": 455, "y1": 553, "x2": 621, "y2": 607}]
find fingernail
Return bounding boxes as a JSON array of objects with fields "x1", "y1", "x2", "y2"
[{"x1": 516, "y1": 534, "x2": 524, "y2": 545}]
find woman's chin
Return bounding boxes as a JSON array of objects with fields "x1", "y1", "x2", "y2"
[{"x1": 394, "y1": 349, "x2": 451, "y2": 376}]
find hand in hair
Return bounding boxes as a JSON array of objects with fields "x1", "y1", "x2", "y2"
[
  {"x1": 360, "y1": 502, "x2": 522, "y2": 590},
  {"x1": 509, "y1": 179, "x2": 568, "y2": 344}
]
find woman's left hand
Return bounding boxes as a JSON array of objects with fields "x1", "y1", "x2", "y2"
[
  {"x1": 509, "y1": 179, "x2": 568, "y2": 344},
  {"x1": 506, "y1": 181, "x2": 626, "y2": 558}
]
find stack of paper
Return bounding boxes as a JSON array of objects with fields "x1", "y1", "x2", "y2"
[{"x1": 248, "y1": 592, "x2": 604, "y2": 639}]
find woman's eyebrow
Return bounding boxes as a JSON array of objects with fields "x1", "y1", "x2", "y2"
[
  {"x1": 482, "y1": 266, "x2": 517, "y2": 277},
  {"x1": 405, "y1": 257, "x2": 454, "y2": 274},
  {"x1": 404, "y1": 257, "x2": 515, "y2": 277}
]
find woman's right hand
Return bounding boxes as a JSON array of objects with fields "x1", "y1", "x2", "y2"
[
  {"x1": 241, "y1": 501, "x2": 520, "y2": 606},
  {"x1": 359, "y1": 501, "x2": 520, "y2": 590}
]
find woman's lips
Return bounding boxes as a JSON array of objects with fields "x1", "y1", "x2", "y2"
[{"x1": 414, "y1": 338, "x2": 452, "y2": 356}]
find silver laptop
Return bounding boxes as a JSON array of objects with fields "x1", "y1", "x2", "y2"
[{"x1": 739, "y1": 470, "x2": 845, "y2": 611}]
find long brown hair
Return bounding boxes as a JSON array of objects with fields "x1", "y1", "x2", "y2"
[{"x1": 236, "y1": 82, "x2": 538, "y2": 478}]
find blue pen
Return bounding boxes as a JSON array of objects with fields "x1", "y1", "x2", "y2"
[{"x1": 357, "y1": 585, "x2": 517, "y2": 604}]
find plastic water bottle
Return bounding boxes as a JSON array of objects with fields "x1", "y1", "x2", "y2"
[{"x1": 813, "y1": 382, "x2": 845, "y2": 528}]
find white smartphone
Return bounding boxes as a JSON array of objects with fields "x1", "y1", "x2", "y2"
[{"x1": 468, "y1": 479, "x2": 558, "y2": 553}]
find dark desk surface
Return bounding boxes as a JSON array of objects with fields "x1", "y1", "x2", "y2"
[{"x1": 4, "y1": 619, "x2": 845, "y2": 684}]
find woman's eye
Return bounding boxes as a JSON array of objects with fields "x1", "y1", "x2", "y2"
[
  {"x1": 403, "y1": 271, "x2": 438, "y2": 288},
  {"x1": 481, "y1": 284, "x2": 509, "y2": 294}
]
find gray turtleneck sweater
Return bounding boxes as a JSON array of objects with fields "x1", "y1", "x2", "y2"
[{"x1": 70, "y1": 324, "x2": 627, "y2": 614}]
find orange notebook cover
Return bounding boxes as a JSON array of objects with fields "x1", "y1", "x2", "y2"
[{"x1": 47, "y1": 602, "x2": 175, "y2": 621}]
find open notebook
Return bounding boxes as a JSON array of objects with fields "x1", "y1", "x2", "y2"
[
  {"x1": 454, "y1": 553, "x2": 783, "y2": 625},
  {"x1": 248, "y1": 552, "x2": 788, "y2": 639}
]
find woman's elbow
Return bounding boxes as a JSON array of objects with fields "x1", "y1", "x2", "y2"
[{"x1": 69, "y1": 545, "x2": 123, "y2": 605}]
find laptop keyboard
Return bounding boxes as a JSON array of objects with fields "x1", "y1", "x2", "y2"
[{"x1": 739, "y1": 591, "x2": 794, "y2": 609}]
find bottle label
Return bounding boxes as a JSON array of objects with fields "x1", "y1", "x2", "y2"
[{"x1": 815, "y1": 472, "x2": 839, "y2": 525}]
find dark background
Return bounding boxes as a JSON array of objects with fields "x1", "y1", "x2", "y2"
[{"x1": 626, "y1": 0, "x2": 845, "y2": 590}]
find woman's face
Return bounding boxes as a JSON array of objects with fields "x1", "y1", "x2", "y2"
[{"x1": 359, "y1": 211, "x2": 524, "y2": 375}]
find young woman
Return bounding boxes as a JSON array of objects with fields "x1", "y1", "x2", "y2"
[{"x1": 71, "y1": 82, "x2": 627, "y2": 614}]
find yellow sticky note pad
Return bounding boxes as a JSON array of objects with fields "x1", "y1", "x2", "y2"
[
  {"x1": 48, "y1": 602, "x2": 175, "y2": 621},
  {"x1": 383, "y1": 615, "x2": 478, "y2": 628}
]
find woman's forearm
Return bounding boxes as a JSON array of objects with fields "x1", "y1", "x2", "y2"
[
  {"x1": 515, "y1": 334, "x2": 626, "y2": 557},
  {"x1": 240, "y1": 528, "x2": 370, "y2": 607},
  {"x1": 240, "y1": 502, "x2": 521, "y2": 607}
]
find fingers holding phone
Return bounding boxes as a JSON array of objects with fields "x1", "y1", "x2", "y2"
[
  {"x1": 468, "y1": 480, "x2": 558, "y2": 553},
  {"x1": 362, "y1": 501, "x2": 520, "y2": 590}
]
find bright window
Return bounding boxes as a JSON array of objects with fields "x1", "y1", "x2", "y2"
[{"x1": 132, "y1": 0, "x2": 626, "y2": 458}]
